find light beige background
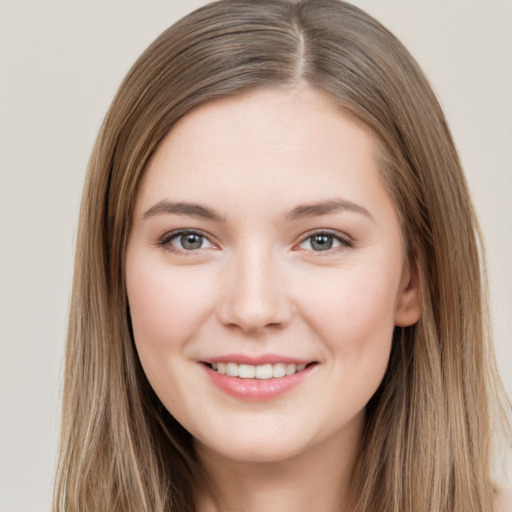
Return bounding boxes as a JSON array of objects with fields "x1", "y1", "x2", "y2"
[{"x1": 1, "y1": 1, "x2": 511, "y2": 511}]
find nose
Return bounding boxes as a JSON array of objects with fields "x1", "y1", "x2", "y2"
[{"x1": 217, "y1": 243, "x2": 293, "y2": 333}]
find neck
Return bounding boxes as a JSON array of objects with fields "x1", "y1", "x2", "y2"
[{"x1": 194, "y1": 416, "x2": 363, "y2": 512}]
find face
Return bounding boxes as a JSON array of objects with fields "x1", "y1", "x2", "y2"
[{"x1": 126, "y1": 87, "x2": 420, "y2": 465}]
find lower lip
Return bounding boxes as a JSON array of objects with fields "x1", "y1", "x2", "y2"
[{"x1": 202, "y1": 364, "x2": 316, "y2": 401}]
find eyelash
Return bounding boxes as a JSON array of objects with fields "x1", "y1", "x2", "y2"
[
  {"x1": 156, "y1": 229, "x2": 354, "y2": 255},
  {"x1": 157, "y1": 229, "x2": 216, "y2": 254},
  {"x1": 296, "y1": 230, "x2": 354, "y2": 254}
]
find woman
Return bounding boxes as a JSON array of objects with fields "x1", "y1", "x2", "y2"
[{"x1": 54, "y1": 1, "x2": 511, "y2": 511}]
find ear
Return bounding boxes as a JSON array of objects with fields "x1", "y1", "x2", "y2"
[{"x1": 394, "y1": 256, "x2": 422, "y2": 327}]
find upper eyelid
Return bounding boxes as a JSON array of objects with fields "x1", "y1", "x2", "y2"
[
  {"x1": 157, "y1": 228, "x2": 218, "y2": 249},
  {"x1": 159, "y1": 228, "x2": 213, "y2": 241},
  {"x1": 296, "y1": 229, "x2": 353, "y2": 245}
]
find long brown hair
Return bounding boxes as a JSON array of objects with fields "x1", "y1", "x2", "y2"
[{"x1": 54, "y1": 1, "x2": 510, "y2": 510}]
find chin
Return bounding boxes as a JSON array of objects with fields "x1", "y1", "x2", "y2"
[
  {"x1": 197, "y1": 439, "x2": 308, "y2": 465},
  {"x1": 192, "y1": 412, "x2": 362, "y2": 466},
  {"x1": 193, "y1": 423, "x2": 316, "y2": 464}
]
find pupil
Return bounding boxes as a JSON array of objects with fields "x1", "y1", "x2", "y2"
[
  {"x1": 181, "y1": 233, "x2": 202, "y2": 250},
  {"x1": 312, "y1": 234, "x2": 332, "y2": 251}
]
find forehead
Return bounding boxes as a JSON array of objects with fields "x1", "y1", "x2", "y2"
[{"x1": 137, "y1": 87, "x2": 386, "y2": 211}]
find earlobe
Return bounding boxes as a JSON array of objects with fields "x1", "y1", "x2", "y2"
[{"x1": 394, "y1": 259, "x2": 422, "y2": 327}]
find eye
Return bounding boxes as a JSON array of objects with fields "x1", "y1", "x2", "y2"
[
  {"x1": 159, "y1": 230, "x2": 215, "y2": 252},
  {"x1": 298, "y1": 231, "x2": 352, "y2": 252}
]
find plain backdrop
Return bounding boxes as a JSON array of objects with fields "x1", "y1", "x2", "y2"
[{"x1": 1, "y1": 1, "x2": 511, "y2": 511}]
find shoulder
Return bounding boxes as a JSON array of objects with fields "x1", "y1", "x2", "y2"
[{"x1": 496, "y1": 487, "x2": 512, "y2": 512}]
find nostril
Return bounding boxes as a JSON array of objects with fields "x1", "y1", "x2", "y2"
[{"x1": 216, "y1": 270, "x2": 293, "y2": 333}]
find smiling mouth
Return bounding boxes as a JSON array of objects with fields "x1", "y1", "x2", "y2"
[{"x1": 204, "y1": 362, "x2": 316, "y2": 379}]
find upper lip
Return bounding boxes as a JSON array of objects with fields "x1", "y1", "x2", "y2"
[{"x1": 201, "y1": 353, "x2": 315, "y2": 366}]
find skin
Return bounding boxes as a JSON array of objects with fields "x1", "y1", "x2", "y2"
[{"x1": 126, "y1": 86, "x2": 421, "y2": 512}]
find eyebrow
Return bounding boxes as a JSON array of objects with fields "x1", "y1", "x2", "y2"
[
  {"x1": 143, "y1": 197, "x2": 372, "y2": 223},
  {"x1": 283, "y1": 198, "x2": 373, "y2": 222},
  {"x1": 143, "y1": 200, "x2": 225, "y2": 222}
]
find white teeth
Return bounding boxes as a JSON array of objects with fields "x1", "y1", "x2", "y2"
[
  {"x1": 255, "y1": 364, "x2": 273, "y2": 379},
  {"x1": 238, "y1": 364, "x2": 256, "y2": 378},
  {"x1": 286, "y1": 364, "x2": 297, "y2": 375},
  {"x1": 272, "y1": 363, "x2": 286, "y2": 378},
  {"x1": 226, "y1": 362, "x2": 238, "y2": 377},
  {"x1": 211, "y1": 362, "x2": 309, "y2": 379}
]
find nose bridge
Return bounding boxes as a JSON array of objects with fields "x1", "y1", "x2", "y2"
[{"x1": 218, "y1": 239, "x2": 291, "y2": 332}]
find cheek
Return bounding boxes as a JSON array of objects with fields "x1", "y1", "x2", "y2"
[
  {"x1": 126, "y1": 255, "x2": 216, "y2": 356},
  {"x1": 300, "y1": 266, "x2": 398, "y2": 337},
  {"x1": 322, "y1": 274, "x2": 396, "y2": 409},
  {"x1": 125, "y1": 255, "x2": 218, "y2": 412},
  {"x1": 295, "y1": 264, "x2": 399, "y2": 385}
]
